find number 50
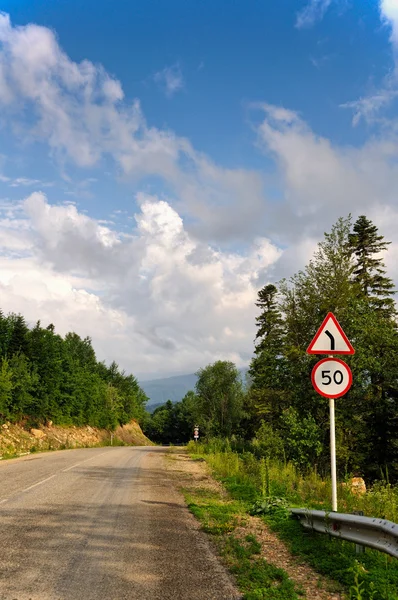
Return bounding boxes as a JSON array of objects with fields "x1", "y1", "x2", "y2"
[{"x1": 322, "y1": 370, "x2": 344, "y2": 385}]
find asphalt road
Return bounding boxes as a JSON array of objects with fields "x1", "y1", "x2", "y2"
[{"x1": 0, "y1": 446, "x2": 240, "y2": 600}]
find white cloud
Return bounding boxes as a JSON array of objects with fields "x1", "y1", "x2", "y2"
[
  {"x1": 0, "y1": 13, "x2": 268, "y2": 243},
  {"x1": 1, "y1": 13, "x2": 398, "y2": 380},
  {"x1": 154, "y1": 63, "x2": 184, "y2": 97},
  {"x1": 341, "y1": 1, "x2": 398, "y2": 124},
  {"x1": 296, "y1": 0, "x2": 333, "y2": 28},
  {"x1": 255, "y1": 103, "x2": 398, "y2": 281},
  {"x1": 0, "y1": 192, "x2": 281, "y2": 377},
  {"x1": 381, "y1": 0, "x2": 398, "y2": 49}
]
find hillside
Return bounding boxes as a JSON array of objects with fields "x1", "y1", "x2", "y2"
[{"x1": 0, "y1": 420, "x2": 153, "y2": 459}]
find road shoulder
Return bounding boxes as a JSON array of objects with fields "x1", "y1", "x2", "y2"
[{"x1": 165, "y1": 449, "x2": 344, "y2": 600}]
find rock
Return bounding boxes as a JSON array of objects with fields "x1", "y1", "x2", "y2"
[
  {"x1": 30, "y1": 428, "x2": 45, "y2": 439},
  {"x1": 350, "y1": 477, "x2": 366, "y2": 495}
]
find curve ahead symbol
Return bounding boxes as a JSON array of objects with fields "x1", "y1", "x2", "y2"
[{"x1": 325, "y1": 330, "x2": 335, "y2": 351}]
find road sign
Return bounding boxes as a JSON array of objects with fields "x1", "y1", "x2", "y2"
[
  {"x1": 194, "y1": 426, "x2": 199, "y2": 440},
  {"x1": 307, "y1": 312, "x2": 355, "y2": 355},
  {"x1": 311, "y1": 358, "x2": 353, "y2": 399}
]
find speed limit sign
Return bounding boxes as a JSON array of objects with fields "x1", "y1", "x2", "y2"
[{"x1": 311, "y1": 357, "x2": 352, "y2": 399}]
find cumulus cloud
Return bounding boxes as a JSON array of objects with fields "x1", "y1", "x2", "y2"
[
  {"x1": 154, "y1": 63, "x2": 184, "y2": 97},
  {"x1": 0, "y1": 192, "x2": 281, "y2": 377},
  {"x1": 0, "y1": 13, "x2": 268, "y2": 243},
  {"x1": 1, "y1": 12, "x2": 398, "y2": 380},
  {"x1": 255, "y1": 103, "x2": 398, "y2": 281}
]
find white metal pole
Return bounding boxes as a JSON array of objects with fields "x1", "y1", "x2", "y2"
[{"x1": 329, "y1": 397, "x2": 338, "y2": 512}]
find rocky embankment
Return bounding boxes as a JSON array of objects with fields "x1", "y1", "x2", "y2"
[{"x1": 0, "y1": 420, "x2": 153, "y2": 459}]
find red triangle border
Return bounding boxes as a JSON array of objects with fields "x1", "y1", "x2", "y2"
[{"x1": 306, "y1": 312, "x2": 355, "y2": 355}]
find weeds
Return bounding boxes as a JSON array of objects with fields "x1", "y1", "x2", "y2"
[
  {"x1": 182, "y1": 486, "x2": 301, "y2": 599},
  {"x1": 188, "y1": 440, "x2": 398, "y2": 599}
]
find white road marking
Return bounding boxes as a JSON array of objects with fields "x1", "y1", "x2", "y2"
[
  {"x1": 62, "y1": 450, "x2": 110, "y2": 472},
  {"x1": 0, "y1": 448, "x2": 114, "y2": 504},
  {"x1": 22, "y1": 473, "x2": 58, "y2": 493}
]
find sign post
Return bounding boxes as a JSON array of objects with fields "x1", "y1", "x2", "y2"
[
  {"x1": 194, "y1": 426, "x2": 199, "y2": 446},
  {"x1": 307, "y1": 313, "x2": 355, "y2": 512}
]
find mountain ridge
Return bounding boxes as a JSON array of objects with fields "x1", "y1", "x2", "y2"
[{"x1": 140, "y1": 368, "x2": 249, "y2": 408}]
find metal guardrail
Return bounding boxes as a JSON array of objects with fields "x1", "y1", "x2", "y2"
[{"x1": 291, "y1": 508, "x2": 398, "y2": 559}]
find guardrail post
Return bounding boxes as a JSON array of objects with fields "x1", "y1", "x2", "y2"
[{"x1": 353, "y1": 510, "x2": 365, "y2": 554}]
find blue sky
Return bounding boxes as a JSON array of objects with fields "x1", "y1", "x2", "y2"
[{"x1": 0, "y1": 1, "x2": 398, "y2": 378}]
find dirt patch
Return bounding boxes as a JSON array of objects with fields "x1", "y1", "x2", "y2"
[
  {"x1": 166, "y1": 449, "x2": 344, "y2": 600},
  {"x1": 233, "y1": 517, "x2": 343, "y2": 600}
]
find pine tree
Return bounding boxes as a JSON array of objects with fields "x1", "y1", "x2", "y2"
[
  {"x1": 7, "y1": 314, "x2": 30, "y2": 357},
  {"x1": 248, "y1": 284, "x2": 289, "y2": 426},
  {"x1": 253, "y1": 284, "x2": 284, "y2": 354},
  {"x1": 349, "y1": 215, "x2": 396, "y2": 315}
]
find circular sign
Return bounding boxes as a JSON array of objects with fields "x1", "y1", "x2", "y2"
[{"x1": 311, "y1": 358, "x2": 352, "y2": 399}]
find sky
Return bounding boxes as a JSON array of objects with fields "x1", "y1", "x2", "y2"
[{"x1": 1, "y1": 0, "x2": 398, "y2": 380}]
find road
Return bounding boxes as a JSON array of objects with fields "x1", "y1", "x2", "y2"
[{"x1": 0, "y1": 446, "x2": 240, "y2": 600}]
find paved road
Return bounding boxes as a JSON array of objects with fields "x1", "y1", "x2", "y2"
[{"x1": 0, "y1": 447, "x2": 240, "y2": 600}]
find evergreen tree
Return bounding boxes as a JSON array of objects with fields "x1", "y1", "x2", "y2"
[
  {"x1": 7, "y1": 314, "x2": 30, "y2": 357},
  {"x1": 253, "y1": 284, "x2": 284, "y2": 354},
  {"x1": 248, "y1": 284, "x2": 289, "y2": 426},
  {"x1": 0, "y1": 310, "x2": 10, "y2": 358},
  {"x1": 349, "y1": 215, "x2": 396, "y2": 315},
  {"x1": 0, "y1": 359, "x2": 13, "y2": 419}
]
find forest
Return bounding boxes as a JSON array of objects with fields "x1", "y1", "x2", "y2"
[
  {"x1": 0, "y1": 315, "x2": 148, "y2": 429},
  {"x1": 146, "y1": 215, "x2": 398, "y2": 483}
]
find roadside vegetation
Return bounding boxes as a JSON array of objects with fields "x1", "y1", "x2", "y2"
[{"x1": 187, "y1": 441, "x2": 398, "y2": 599}]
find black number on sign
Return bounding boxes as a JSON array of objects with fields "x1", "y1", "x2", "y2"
[
  {"x1": 321, "y1": 370, "x2": 344, "y2": 385},
  {"x1": 334, "y1": 370, "x2": 343, "y2": 385},
  {"x1": 321, "y1": 370, "x2": 332, "y2": 385}
]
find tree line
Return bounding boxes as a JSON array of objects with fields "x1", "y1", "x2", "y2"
[
  {"x1": 0, "y1": 315, "x2": 148, "y2": 429},
  {"x1": 146, "y1": 215, "x2": 398, "y2": 482}
]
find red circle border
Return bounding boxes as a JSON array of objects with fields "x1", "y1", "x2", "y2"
[{"x1": 311, "y1": 357, "x2": 353, "y2": 399}]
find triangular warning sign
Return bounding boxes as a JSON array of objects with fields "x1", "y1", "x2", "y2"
[{"x1": 307, "y1": 312, "x2": 355, "y2": 355}]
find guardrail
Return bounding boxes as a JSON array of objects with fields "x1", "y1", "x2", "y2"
[{"x1": 291, "y1": 508, "x2": 398, "y2": 559}]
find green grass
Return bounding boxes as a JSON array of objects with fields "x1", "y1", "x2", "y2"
[
  {"x1": 225, "y1": 535, "x2": 303, "y2": 600},
  {"x1": 182, "y1": 486, "x2": 302, "y2": 599},
  {"x1": 187, "y1": 442, "x2": 398, "y2": 600}
]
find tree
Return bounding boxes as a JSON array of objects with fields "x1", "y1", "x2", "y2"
[
  {"x1": 8, "y1": 354, "x2": 37, "y2": 421},
  {"x1": 0, "y1": 310, "x2": 11, "y2": 358},
  {"x1": 6, "y1": 314, "x2": 30, "y2": 357},
  {"x1": 248, "y1": 284, "x2": 289, "y2": 426},
  {"x1": 349, "y1": 215, "x2": 396, "y2": 316},
  {"x1": 0, "y1": 359, "x2": 13, "y2": 419},
  {"x1": 246, "y1": 215, "x2": 398, "y2": 479},
  {"x1": 253, "y1": 284, "x2": 284, "y2": 354},
  {"x1": 195, "y1": 361, "x2": 244, "y2": 437}
]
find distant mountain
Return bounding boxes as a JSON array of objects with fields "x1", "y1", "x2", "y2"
[
  {"x1": 140, "y1": 368, "x2": 249, "y2": 409},
  {"x1": 140, "y1": 373, "x2": 197, "y2": 408}
]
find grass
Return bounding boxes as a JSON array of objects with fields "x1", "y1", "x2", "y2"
[
  {"x1": 182, "y1": 485, "x2": 303, "y2": 599},
  {"x1": 187, "y1": 441, "x2": 398, "y2": 600}
]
